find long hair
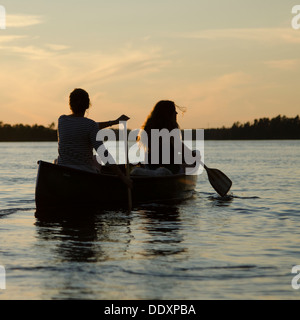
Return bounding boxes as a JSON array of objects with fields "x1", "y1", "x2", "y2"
[
  {"x1": 143, "y1": 100, "x2": 178, "y2": 131},
  {"x1": 138, "y1": 100, "x2": 185, "y2": 150}
]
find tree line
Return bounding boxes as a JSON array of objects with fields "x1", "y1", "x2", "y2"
[
  {"x1": 203, "y1": 115, "x2": 300, "y2": 140},
  {"x1": 0, "y1": 122, "x2": 57, "y2": 141},
  {"x1": 0, "y1": 115, "x2": 299, "y2": 141}
]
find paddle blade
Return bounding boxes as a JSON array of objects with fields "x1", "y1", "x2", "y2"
[{"x1": 206, "y1": 167, "x2": 232, "y2": 197}]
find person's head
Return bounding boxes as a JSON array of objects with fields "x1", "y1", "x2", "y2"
[
  {"x1": 152, "y1": 100, "x2": 177, "y2": 125},
  {"x1": 145, "y1": 100, "x2": 175, "y2": 130},
  {"x1": 69, "y1": 88, "x2": 91, "y2": 115},
  {"x1": 142, "y1": 100, "x2": 184, "y2": 132},
  {"x1": 138, "y1": 100, "x2": 186, "y2": 150},
  {"x1": 138, "y1": 100, "x2": 185, "y2": 149}
]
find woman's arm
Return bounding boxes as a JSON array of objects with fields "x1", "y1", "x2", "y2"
[{"x1": 98, "y1": 115, "x2": 130, "y2": 130}]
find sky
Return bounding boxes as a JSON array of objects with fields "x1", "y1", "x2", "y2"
[{"x1": 0, "y1": 0, "x2": 300, "y2": 129}]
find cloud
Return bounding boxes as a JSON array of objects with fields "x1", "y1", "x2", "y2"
[
  {"x1": 6, "y1": 14, "x2": 43, "y2": 28},
  {"x1": 0, "y1": 39, "x2": 69, "y2": 60},
  {"x1": 264, "y1": 59, "x2": 300, "y2": 70},
  {"x1": 0, "y1": 45, "x2": 54, "y2": 60},
  {"x1": 155, "y1": 72, "x2": 257, "y2": 128},
  {"x1": 0, "y1": 35, "x2": 26, "y2": 43},
  {"x1": 0, "y1": 39, "x2": 169, "y2": 125},
  {"x1": 45, "y1": 44, "x2": 70, "y2": 51},
  {"x1": 176, "y1": 28, "x2": 300, "y2": 44}
]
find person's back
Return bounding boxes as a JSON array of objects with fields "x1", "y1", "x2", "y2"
[
  {"x1": 57, "y1": 115, "x2": 101, "y2": 169},
  {"x1": 56, "y1": 88, "x2": 103, "y2": 172}
]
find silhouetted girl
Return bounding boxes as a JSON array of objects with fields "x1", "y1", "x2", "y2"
[
  {"x1": 57, "y1": 88, "x2": 131, "y2": 188},
  {"x1": 138, "y1": 100, "x2": 197, "y2": 174}
]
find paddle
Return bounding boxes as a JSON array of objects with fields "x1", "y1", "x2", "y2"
[
  {"x1": 120, "y1": 118, "x2": 132, "y2": 212},
  {"x1": 200, "y1": 161, "x2": 232, "y2": 197}
]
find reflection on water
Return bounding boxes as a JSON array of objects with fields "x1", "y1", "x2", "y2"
[
  {"x1": 35, "y1": 210, "x2": 133, "y2": 263},
  {"x1": 34, "y1": 204, "x2": 185, "y2": 264},
  {"x1": 208, "y1": 193, "x2": 234, "y2": 207},
  {"x1": 1, "y1": 141, "x2": 300, "y2": 299},
  {"x1": 32, "y1": 204, "x2": 189, "y2": 299},
  {"x1": 138, "y1": 205, "x2": 185, "y2": 257}
]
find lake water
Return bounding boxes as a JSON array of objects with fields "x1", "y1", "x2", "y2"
[{"x1": 0, "y1": 140, "x2": 300, "y2": 300}]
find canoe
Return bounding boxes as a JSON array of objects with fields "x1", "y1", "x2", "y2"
[{"x1": 35, "y1": 161, "x2": 198, "y2": 217}]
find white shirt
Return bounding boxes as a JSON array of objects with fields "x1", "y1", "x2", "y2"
[{"x1": 57, "y1": 115, "x2": 103, "y2": 171}]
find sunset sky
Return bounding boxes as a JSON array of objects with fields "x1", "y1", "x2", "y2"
[{"x1": 1, "y1": 0, "x2": 300, "y2": 129}]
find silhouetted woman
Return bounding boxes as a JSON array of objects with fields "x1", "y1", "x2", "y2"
[
  {"x1": 57, "y1": 88, "x2": 131, "y2": 188},
  {"x1": 138, "y1": 100, "x2": 198, "y2": 174}
]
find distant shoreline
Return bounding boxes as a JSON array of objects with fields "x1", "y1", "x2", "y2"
[{"x1": 0, "y1": 115, "x2": 299, "y2": 141}]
